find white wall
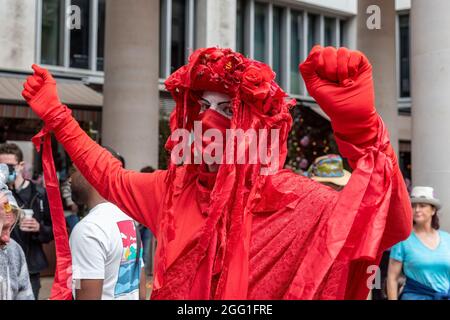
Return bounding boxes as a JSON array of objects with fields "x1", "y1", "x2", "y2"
[
  {"x1": 296, "y1": 0, "x2": 411, "y2": 13},
  {"x1": 396, "y1": 0, "x2": 411, "y2": 10},
  {"x1": 0, "y1": 0, "x2": 37, "y2": 71},
  {"x1": 196, "y1": 0, "x2": 237, "y2": 49},
  {"x1": 296, "y1": 0, "x2": 357, "y2": 14}
]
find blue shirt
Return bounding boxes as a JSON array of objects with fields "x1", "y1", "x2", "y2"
[{"x1": 390, "y1": 230, "x2": 450, "y2": 293}]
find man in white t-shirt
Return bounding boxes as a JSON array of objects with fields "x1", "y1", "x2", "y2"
[{"x1": 69, "y1": 158, "x2": 146, "y2": 300}]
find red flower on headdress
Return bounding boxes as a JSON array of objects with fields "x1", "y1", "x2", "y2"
[
  {"x1": 207, "y1": 50, "x2": 225, "y2": 62},
  {"x1": 186, "y1": 48, "x2": 247, "y2": 95},
  {"x1": 240, "y1": 63, "x2": 275, "y2": 111},
  {"x1": 165, "y1": 47, "x2": 292, "y2": 119}
]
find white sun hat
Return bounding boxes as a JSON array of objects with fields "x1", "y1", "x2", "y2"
[{"x1": 410, "y1": 186, "x2": 442, "y2": 210}]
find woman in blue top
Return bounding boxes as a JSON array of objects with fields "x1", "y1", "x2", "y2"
[{"x1": 387, "y1": 186, "x2": 450, "y2": 300}]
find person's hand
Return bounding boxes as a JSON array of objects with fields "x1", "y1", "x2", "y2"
[
  {"x1": 299, "y1": 46, "x2": 378, "y2": 145},
  {"x1": 22, "y1": 64, "x2": 66, "y2": 123},
  {"x1": 19, "y1": 217, "x2": 41, "y2": 233}
]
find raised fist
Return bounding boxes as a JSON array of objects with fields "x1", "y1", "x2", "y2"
[
  {"x1": 299, "y1": 46, "x2": 378, "y2": 145},
  {"x1": 22, "y1": 64, "x2": 66, "y2": 123}
]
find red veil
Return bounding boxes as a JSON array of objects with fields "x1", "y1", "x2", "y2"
[{"x1": 156, "y1": 48, "x2": 296, "y2": 298}]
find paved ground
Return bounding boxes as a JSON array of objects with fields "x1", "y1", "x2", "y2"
[
  {"x1": 40, "y1": 276, "x2": 373, "y2": 300},
  {"x1": 39, "y1": 277, "x2": 52, "y2": 300},
  {"x1": 39, "y1": 276, "x2": 154, "y2": 300}
]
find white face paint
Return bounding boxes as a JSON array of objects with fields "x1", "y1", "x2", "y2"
[{"x1": 199, "y1": 91, "x2": 233, "y2": 119}]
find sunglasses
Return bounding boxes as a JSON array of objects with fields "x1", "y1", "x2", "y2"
[
  {"x1": 2, "y1": 206, "x2": 21, "y2": 231},
  {"x1": 6, "y1": 164, "x2": 16, "y2": 175},
  {"x1": 0, "y1": 163, "x2": 17, "y2": 174}
]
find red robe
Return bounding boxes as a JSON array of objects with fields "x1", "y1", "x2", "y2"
[
  {"x1": 44, "y1": 111, "x2": 411, "y2": 300},
  {"x1": 26, "y1": 47, "x2": 412, "y2": 300}
]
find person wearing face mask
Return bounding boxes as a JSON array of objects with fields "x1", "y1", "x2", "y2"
[
  {"x1": 193, "y1": 91, "x2": 233, "y2": 173},
  {"x1": 0, "y1": 143, "x2": 53, "y2": 300},
  {"x1": 20, "y1": 46, "x2": 412, "y2": 300},
  {"x1": 0, "y1": 192, "x2": 35, "y2": 300},
  {"x1": 387, "y1": 187, "x2": 450, "y2": 300}
]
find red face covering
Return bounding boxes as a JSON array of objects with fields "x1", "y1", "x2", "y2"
[
  {"x1": 198, "y1": 109, "x2": 231, "y2": 134},
  {"x1": 196, "y1": 109, "x2": 231, "y2": 162}
]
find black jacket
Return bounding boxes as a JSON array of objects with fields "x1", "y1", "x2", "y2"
[{"x1": 11, "y1": 181, "x2": 53, "y2": 274}]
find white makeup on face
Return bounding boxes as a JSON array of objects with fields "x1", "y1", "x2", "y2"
[{"x1": 199, "y1": 91, "x2": 233, "y2": 119}]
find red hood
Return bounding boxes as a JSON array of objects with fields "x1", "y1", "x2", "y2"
[{"x1": 154, "y1": 47, "x2": 296, "y2": 296}]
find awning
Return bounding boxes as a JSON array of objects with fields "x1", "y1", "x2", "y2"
[
  {"x1": 0, "y1": 75, "x2": 103, "y2": 108},
  {"x1": 0, "y1": 75, "x2": 102, "y2": 122},
  {"x1": 0, "y1": 104, "x2": 100, "y2": 123}
]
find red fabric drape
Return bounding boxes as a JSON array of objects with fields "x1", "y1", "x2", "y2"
[
  {"x1": 23, "y1": 47, "x2": 412, "y2": 300},
  {"x1": 32, "y1": 128, "x2": 72, "y2": 300}
]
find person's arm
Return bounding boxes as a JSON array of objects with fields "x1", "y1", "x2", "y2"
[
  {"x1": 299, "y1": 46, "x2": 412, "y2": 299},
  {"x1": 387, "y1": 258, "x2": 403, "y2": 300},
  {"x1": 34, "y1": 195, "x2": 54, "y2": 244},
  {"x1": 22, "y1": 193, "x2": 54, "y2": 243},
  {"x1": 139, "y1": 269, "x2": 147, "y2": 300},
  {"x1": 300, "y1": 46, "x2": 413, "y2": 249},
  {"x1": 386, "y1": 242, "x2": 406, "y2": 300},
  {"x1": 75, "y1": 279, "x2": 104, "y2": 300},
  {"x1": 70, "y1": 222, "x2": 107, "y2": 300},
  {"x1": 22, "y1": 65, "x2": 166, "y2": 235},
  {"x1": 14, "y1": 242, "x2": 35, "y2": 300}
]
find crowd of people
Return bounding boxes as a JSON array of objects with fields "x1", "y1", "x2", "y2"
[
  {"x1": 0, "y1": 143, "x2": 52, "y2": 299},
  {"x1": 2, "y1": 141, "x2": 449, "y2": 300},
  {"x1": 0, "y1": 142, "x2": 154, "y2": 300},
  {"x1": 0, "y1": 45, "x2": 449, "y2": 300}
]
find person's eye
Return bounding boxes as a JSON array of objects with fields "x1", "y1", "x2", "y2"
[
  {"x1": 223, "y1": 106, "x2": 233, "y2": 117},
  {"x1": 200, "y1": 101, "x2": 211, "y2": 112},
  {"x1": 218, "y1": 102, "x2": 232, "y2": 117}
]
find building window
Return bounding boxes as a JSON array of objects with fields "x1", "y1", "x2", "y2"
[
  {"x1": 324, "y1": 17, "x2": 337, "y2": 47},
  {"x1": 69, "y1": 0, "x2": 90, "y2": 69},
  {"x1": 38, "y1": 0, "x2": 105, "y2": 72},
  {"x1": 254, "y1": 2, "x2": 268, "y2": 63},
  {"x1": 339, "y1": 19, "x2": 348, "y2": 48},
  {"x1": 307, "y1": 13, "x2": 320, "y2": 52},
  {"x1": 97, "y1": 0, "x2": 105, "y2": 71},
  {"x1": 399, "y1": 14, "x2": 410, "y2": 98},
  {"x1": 272, "y1": 6, "x2": 283, "y2": 80},
  {"x1": 236, "y1": 0, "x2": 246, "y2": 54},
  {"x1": 237, "y1": 0, "x2": 348, "y2": 96},
  {"x1": 290, "y1": 10, "x2": 304, "y2": 95},
  {"x1": 41, "y1": 0, "x2": 64, "y2": 66},
  {"x1": 159, "y1": 0, "x2": 196, "y2": 79},
  {"x1": 171, "y1": 0, "x2": 187, "y2": 73}
]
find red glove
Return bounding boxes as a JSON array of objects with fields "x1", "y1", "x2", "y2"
[
  {"x1": 299, "y1": 46, "x2": 378, "y2": 147},
  {"x1": 22, "y1": 64, "x2": 70, "y2": 128}
]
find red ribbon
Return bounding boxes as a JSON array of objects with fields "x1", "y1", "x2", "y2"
[{"x1": 32, "y1": 127, "x2": 72, "y2": 300}]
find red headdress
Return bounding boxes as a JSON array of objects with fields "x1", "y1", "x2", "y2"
[{"x1": 155, "y1": 47, "x2": 296, "y2": 298}]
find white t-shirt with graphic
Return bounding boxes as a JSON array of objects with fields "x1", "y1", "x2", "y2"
[{"x1": 70, "y1": 202, "x2": 143, "y2": 300}]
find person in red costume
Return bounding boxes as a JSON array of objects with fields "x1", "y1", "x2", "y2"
[{"x1": 21, "y1": 46, "x2": 412, "y2": 300}]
